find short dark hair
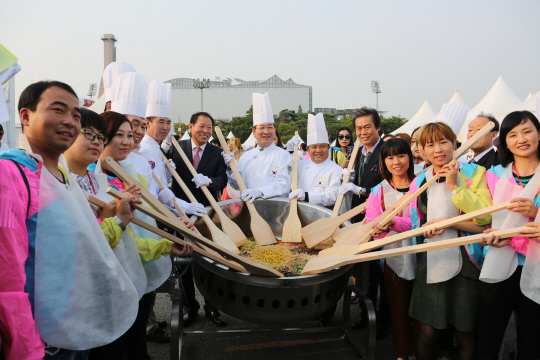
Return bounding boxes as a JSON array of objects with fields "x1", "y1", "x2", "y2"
[
  {"x1": 190, "y1": 112, "x2": 214, "y2": 126},
  {"x1": 498, "y1": 111, "x2": 540, "y2": 167},
  {"x1": 210, "y1": 138, "x2": 220, "y2": 146},
  {"x1": 18, "y1": 81, "x2": 78, "y2": 112},
  {"x1": 80, "y1": 108, "x2": 106, "y2": 135},
  {"x1": 100, "y1": 111, "x2": 132, "y2": 146},
  {"x1": 379, "y1": 138, "x2": 415, "y2": 183},
  {"x1": 382, "y1": 134, "x2": 395, "y2": 141},
  {"x1": 353, "y1": 107, "x2": 381, "y2": 129},
  {"x1": 476, "y1": 112, "x2": 500, "y2": 133}
]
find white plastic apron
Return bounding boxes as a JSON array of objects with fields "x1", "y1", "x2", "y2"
[
  {"x1": 381, "y1": 180, "x2": 416, "y2": 280},
  {"x1": 481, "y1": 163, "x2": 540, "y2": 304},
  {"x1": 425, "y1": 170, "x2": 462, "y2": 283},
  {"x1": 94, "y1": 159, "x2": 172, "y2": 293},
  {"x1": 92, "y1": 169, "x2": 147, "y2": 299},
  {"x1": 33, "y1": 156, "x2": 139, "y2": 350}
]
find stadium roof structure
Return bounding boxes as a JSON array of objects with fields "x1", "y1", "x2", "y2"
[
  {"x1": 497, "y1": 90, "x2": 540, "y2": 121},
  {"x1": 166, "y1": 75, "x2": 310, "y2": 89},
  {"x1": 391, "y1": 99, "x2": 437, "y2": 135},
  {"x1": 457, "y1": 76, "x2": 521, "y2": 141}
]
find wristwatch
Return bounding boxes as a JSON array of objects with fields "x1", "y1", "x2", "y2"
[{"x1": 113, "y1": 215, "x2": 127, "y2": 232}]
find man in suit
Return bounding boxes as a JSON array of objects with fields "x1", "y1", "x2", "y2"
[
  {"x1": 466, "y1": 113, "x2": 500, "y2": 169},
  {"x1": 168, "y1": 111, "x2": 229, "y2": 327},
  {"x1": 337, "y1": 107, "x2": 390, "y2": 337}
]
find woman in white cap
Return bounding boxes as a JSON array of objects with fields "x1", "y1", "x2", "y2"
[
  {"x1": 288, "y1": 113, "x2": 343, "y2": 209},
  {"x1": 223, "y1": 93, "x2": 292, "y2": 202}
]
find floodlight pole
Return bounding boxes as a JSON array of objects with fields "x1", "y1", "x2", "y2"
[
  {"x1": 193, "y1": 78, "x2": 211, "y2": 111},
  {"x1": 371, "y1": 81, "x2": 381, "y2": 112}
]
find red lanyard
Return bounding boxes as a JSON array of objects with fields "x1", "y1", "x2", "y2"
[
  {"x1": 88, "y1": 174, "x2": 97, "y2": 195},
  {"x1": 513, "y1": 164, "x2": 525, "y2": 188},
  {"x1": 391, "y1": 179, "x2": 397, "y2": 191}
]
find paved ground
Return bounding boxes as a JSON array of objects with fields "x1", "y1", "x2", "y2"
[{"x1": 148, "y1": 278, "x2": 517, "y2": 360}]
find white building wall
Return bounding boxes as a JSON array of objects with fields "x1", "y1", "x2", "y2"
[{"x1": 171, "y1": 87, "x2": 311, "y2": 124}]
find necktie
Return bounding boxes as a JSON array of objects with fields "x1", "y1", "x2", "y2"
[
  {"x1": 194, "y1": 147, "x2": 201, "y2": 170},
  {"x1": 357, "y1": 152, "x2": 372, "y2": 182}
]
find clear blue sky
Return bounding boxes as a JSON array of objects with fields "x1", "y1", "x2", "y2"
[{"x1": 3, "y1": 0, "x2": 539, "y2": 119}]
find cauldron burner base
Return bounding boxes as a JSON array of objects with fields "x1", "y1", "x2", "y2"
[{"x1": 169, "y1": 285, "x2": 377, "y2": 360}]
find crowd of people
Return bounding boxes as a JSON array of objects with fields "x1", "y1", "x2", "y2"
[{"x1": 1, "y1": 61, "x2": 540, "y2": 360}]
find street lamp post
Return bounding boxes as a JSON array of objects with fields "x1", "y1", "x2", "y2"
[
  {"x1": 371, "y1": 81, "x2": 381, "y2": 112},
  {"x1": 193, "y1": 78, "x2": 211, "y2": 111}
]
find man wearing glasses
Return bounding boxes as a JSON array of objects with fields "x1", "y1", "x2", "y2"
[{"x1": 222, "y1": 93, "x2": 292, "y2": 202}]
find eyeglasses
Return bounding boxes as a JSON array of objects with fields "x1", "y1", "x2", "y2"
[
  {"x1": 255, "y1": 125, "x2": 275, "y2": 132},
  {"x1": 81, "y1": 129, "x2": 108, "y2": 145},
  {"x1": 338, "y1": 134, "x2": 351, "y2": 140}
]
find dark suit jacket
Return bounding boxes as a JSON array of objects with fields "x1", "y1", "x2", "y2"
[
  {"x1": 351, "y1": 139, "x2": 384, "y2": 223},
  {"x1": 475, "y1": 148, "x2": 500, "y2": 170},
  {"x1": 170, "y1": 140, "x2": 228, "y2": 207}
]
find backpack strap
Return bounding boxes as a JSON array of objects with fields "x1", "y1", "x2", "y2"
[{"x1": 9, "y1": 159, "x2": 31, "y2": 218}]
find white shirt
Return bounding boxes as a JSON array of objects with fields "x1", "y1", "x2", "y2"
[
  {"x1": 361, "y1": 137, "x2": 381, "y2": 160},
  {"x1": 473, "y1": 147, "x2": 493, "y2": 163},
  {"x1": 234, "y1": 142, "x2": 293, "y2": 198},
  {"x1": 296, "y1": 158, "x2": 343, "y2": 207},
  {"x1": 138, "y1": 135, "x2": 190, "y2": 214},
  {"x1": 191, "y1": 139, "x2": 207, "y2": 160}
]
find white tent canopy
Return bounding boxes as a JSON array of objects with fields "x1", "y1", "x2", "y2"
[
  {"x1": 88, "y1": 94, "x2": 106, "y2": 114},
  {"x1": 226, "y1": 131, "x2": 235, "y2": 139},
  {"x1": 181, "y1": 131, "x2": 191, "y2": 140},
  {"x1": 330, "y1": 139, "x2": 336, "y2": 147},
  {"x1": 431, "y1": 91, "x2": 470, "y2": 122},
  {"x1": 391, "y1": 99, "x2": 437, "y2": 135},
  {"x1": 242, "y1": 133, "x2": 257, "y2": 149},
  {"x1": 457, "y1": 76, "x2": 522, "y2": 141},
  {"x1": 496, "y1": 90, "x2": 540, "y2": 121},
  {"x1": 525, "y1": 92, "x2": 533, "y2": 100}
]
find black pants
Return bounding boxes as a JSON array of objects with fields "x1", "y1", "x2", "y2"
[
  {"x1": 125, "y1": 292, "x2": 154, "y2": 360},
  {"x1": 181, "y1": 265, "x2": 214, "y2": 312},
  {"x1": 476, "y1": 266, "x2": 540, "y2": 360},
  {"x1": 353, "y1": 261, "x2": 391, "y2": 327}
]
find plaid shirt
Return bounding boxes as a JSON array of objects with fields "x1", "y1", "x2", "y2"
[{"x1": 72, "y1": 171, "x2": 100, "y2": 195}]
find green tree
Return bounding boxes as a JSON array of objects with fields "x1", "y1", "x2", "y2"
[{"x1": 379, "y1": 115, "x2": 407, "y2": 135}]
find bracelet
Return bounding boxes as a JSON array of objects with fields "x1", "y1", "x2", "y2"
[
  {"x1": 451, "y1": 186, "x2": 463, "y2": 196},
  {"x1": 113, "y1": 216, "x2": 127, "y2": 232}
]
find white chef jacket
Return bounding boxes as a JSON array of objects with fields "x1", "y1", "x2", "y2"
[
  {"x1": 136, "y1": 135, "x2": 190, "y2": 214},
  {"x1": 232, "y1": 142, "x2": 292, "y2": 198},
  {"x1": 296, "y1": 158, "x2": 343, "y2": 207}
]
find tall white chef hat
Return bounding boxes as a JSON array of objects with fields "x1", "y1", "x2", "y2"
[
  {"x1": 307, "y1": 113, "x2": 328, "y2": 146},
  {"x1": 436, "y1": 103, "x2": 468, "y2": 136},
  {"x1": 252, "y1": 92, "x2": 274, "y2": 126},
  {"x1": 146, "y1": 80, "x2": 171, "y2": 118},
  {"x1": 110, "y1": 72, "x2": 149, "y2": 118},
  {"x1": 102, "y1": 61, "x2": 136, "y2": 103}
]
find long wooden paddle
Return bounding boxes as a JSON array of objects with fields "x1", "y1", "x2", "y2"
[
  {"x1": 301, "y1": 226, "x2": 526, "y2": 275},
  {"x1": 334, "y1": 164, "x2": 453, "y2": 247},
  {"x1": 330, "y1": 220, "x2": 366, "y2": 242},
  {"x1": 158, "y1": 152, "x2": 240, "y2": 254},
  {"x1": 331, "y1": 139, "x2": 361, "y2": 217},
  {"x1": 215, "y1": 126, "x2": 276, "y2": 246},
  {"x1": 282, "y1": 132, "x2": 302, "y2": 243},
  {"x1": 321, "y1": 200, "x2": 511, "y2": 256},
  {"x1": 169, "y1": 136, "x2": 247, "y2": 246},
  {"x1": 300, "y1": 202, "x2": 367, "y2": 248},
  {"x1": 86, "y1": 194, "x2": 248, "y2": 273},
  {"x1": 106, "y1": 188, "x2": 283, "y2": 277},
  {"x1": 101, "y1": 156, "x2": 188, "y2": 228}
]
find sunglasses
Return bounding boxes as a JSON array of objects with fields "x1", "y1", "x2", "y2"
[
  {"x1": 338, "y1": 134, "x2": 351, "y2": 140},
  {"x1": 81, "y1": 129, "x2": 108, "y2": 145}
]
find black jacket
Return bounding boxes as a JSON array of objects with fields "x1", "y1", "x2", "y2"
[
  {"x1": 351, "y1": 139, "x2": 384, "y2": 223},
  {"x1": 170, "y1": 140, "x2": 228, "y2": 207},
  {"x1": 474, "y1": 148, "x2": 500, "y2": 170}
]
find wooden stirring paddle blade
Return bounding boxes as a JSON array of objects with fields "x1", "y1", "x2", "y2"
[
  {"x1": 169, "y1": 136, "x2": 247, "y2": 246},
  {"x1": 282, "y1": 132, "x2": 302, "y2": 243},
  {"x1": 106, "y1": 188, "x2": 283, "y2": 277},
  {"x1": 215, "y1": 126, "x2": 276, "y2": 246}
]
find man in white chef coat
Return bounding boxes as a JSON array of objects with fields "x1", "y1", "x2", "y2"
[
  {"x1": 289, "y1": 113, "x2": 343, "y2": 208},
  {"x1": 223, "y1": 92, "x2": 292, "y2": 202},
  {"x1": 139, "y1": 80, "x2": 207, "y2": 217}
]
